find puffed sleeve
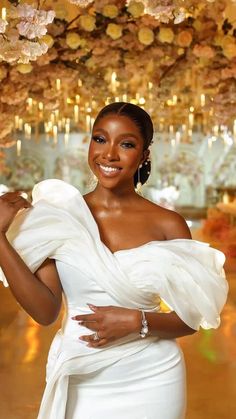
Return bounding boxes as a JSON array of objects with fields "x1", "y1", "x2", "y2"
[
  {"x1": 125, "y1": 240, "x2": 228, "y2": 330},
  {"x1": 0, "y1": 179, "x2": 80, "y2": 286}
]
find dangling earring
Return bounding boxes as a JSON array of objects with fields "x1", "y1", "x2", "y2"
[{"x1": 135, "y1": 163, "x2": 143, "y2": 194}]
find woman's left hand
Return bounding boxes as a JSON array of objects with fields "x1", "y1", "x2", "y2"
[{"x1": 72, "y1": 304, "x2": 141, "y2": 348}]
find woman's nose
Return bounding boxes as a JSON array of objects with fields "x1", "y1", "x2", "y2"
[{"x1": 102, "y1": 144, "x2": 119, "y2": 161}]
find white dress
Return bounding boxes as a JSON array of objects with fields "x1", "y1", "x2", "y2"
[{"x1": 0, "y1": 179, "x2": 228, "y2": 419}]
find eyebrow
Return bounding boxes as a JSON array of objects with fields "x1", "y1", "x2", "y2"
[{"x1": 92, "y1": 128, "x2": 139, "y2": 140}]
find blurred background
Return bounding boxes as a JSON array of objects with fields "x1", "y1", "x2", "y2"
[{"x1": 0, "y1": 0, "x2": 235, "y2": 417}]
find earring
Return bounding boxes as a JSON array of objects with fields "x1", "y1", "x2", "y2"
[{"x1": 135, "y1": 163, "x2": 143, "y2": 194}]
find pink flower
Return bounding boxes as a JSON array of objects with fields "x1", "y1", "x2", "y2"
[
  {"x1": 193, "y1": 44, "x2": 215, "y2": 59},
  {"x1": 0, "y1": 18, "x2": 8, "y2": 34},
  {"x1": 16, "y1": 4, "x2": 55, "y2": 39}
]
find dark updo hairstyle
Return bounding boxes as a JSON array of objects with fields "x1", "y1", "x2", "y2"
[{"x1": 93, "y1": 102, "x2": 153, "y2": 187}]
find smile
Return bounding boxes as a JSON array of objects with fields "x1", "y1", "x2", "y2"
[{"x1": 98, "y1": 164, "x2": 121, "y2": 173}]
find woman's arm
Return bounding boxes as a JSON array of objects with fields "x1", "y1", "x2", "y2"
[{"x1": 0, "y1": 192, "x2": 62, "y2": 325}]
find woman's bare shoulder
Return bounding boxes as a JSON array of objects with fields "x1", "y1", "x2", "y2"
[{"x1": 141, "y1": 197, "x2": 192, "y2": 240}]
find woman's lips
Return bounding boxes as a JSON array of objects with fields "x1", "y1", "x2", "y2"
[{"x1": 97, "y1": 163, "x2": 122, "y2": 177}]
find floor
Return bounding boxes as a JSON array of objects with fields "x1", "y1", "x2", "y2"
[{"x1": 0, "y1": 236, "x2": 235, "y2": 418}]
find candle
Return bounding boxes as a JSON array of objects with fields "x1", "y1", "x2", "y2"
[
  {"x1": 208, "y1": 137, "x2": 212, "y2": 149},
  {"x1": 176, "y1": 131, "x2": 181, "y2": 144},
  {"x1": 122, "y1": 93, "x2": 127, "y2": 102},
  {"x1": 233, "y1": 120, "x2": 236, "y2": 142},
  {"x1": 200, "y1": 93, "x2": 205, "y2": 107},
  {"x1": 27, "y1": 97, "x2": 33, "y2": 113},
  {"x1": 188, "y1": 113, "x2": 194, "y2": 127},
  {"x1": 38, "y1": 102, "x2": 44, "y2": 111},
  {"x1": 111, "y1": 72, "x2": 117, "y2": 94},
  {"x1": 18, "y1": 118, "x2": 23, "y2": 131},
  {"x1": 222, "y1": 192, "x2": 229, "y2": 204},
  {"x1": 65, "y1": 119, "x2": 70, "y2": 134},
  {"x1": 86, "y1": 115, "x2": 91, "y2": 132},
  {"x1": 14, "y1": 115, "x2": 19, "y2": 130},
  {"x1": 56, "y1": 78, "x2": 61, "y2": 91},
  {"x1": 53, "y1": 125, "x2": 58, "y2": 144},
  {"x1": 1, "y1": 7, "x2": 6, "y2": 20},
  {"x1": 172, "y1": 95, "x2": 177, "y2": 105},
  {"x1": 74, "y1": 105, "x2": 79, "y2": 123},
  {"x1": 24, "y1": 123, "x2": 31, "y2": 140},
  {"x1": 171, "y1": 138, "x2": 176, "y2": 148},
  {"x1": 16, "y1": 140, "x2": 21, "y2": 157},
  {"x1": 75, "y1": 95, "x2": 80, "y2": 104},
  {"x1": 78, "y1": 79, "x2": 82, "y2": 87}
]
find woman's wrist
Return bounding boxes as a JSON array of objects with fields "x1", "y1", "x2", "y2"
[{"x1": 131, "y1": 309, "x2": 142, "y2": 334}]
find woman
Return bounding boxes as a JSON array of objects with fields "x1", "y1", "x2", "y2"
[{"x1": 0, "y1": 102, "x2": 228, "y2": 419}]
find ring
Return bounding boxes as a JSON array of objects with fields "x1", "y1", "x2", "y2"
[{"x1": 92, "y1": 332, "x2": 100, "y2": 341}]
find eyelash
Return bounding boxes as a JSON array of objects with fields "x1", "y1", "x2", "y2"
[{"x1": 92, "y1": 136, "x2": 135, "y2": 148}]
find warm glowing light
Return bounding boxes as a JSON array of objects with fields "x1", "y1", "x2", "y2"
[
  {"x1": 1, "y1": 7, "x2": 6, "y2": 21},
  {"x1": 172, "y1": 95, "x2": 177, "y2": 105},
  {"x1": 53, "y1": 125, "x2": 58, "y2": 143},
  {"x1": 222, "y1": 192, "x2": 230, "y2": 204},
  {"x1": 200, "y1": 93, "x2": 205, "y2": 107},
  {"x1": 86, "y1": 114, "x2": 91, "y2": 132},
  {"x1": 16, "y1": 139, "x2": 21, "y2": 156},
  {"x1": 22, "y1": 318, "x2": 40, "y2": 364},
  {"x1": 74, "y1": 104, "x2": 79, "y2": 123},
  {"x1": 14, "y1": 115, "x2": 19, "y2": 130},
  {"x1": 56, "y1": 78, "x2": 61, "y2": 91}
]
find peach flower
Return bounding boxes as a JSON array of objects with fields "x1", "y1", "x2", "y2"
[
  {"x1": 138, "y1": 27, "x2": 154, "y2": 46},
  {"x1": 66, "y1": 33, "x2": 83, "y2": 49},
  {"x1": 193, "y1": 44, "x2": 215, "y2": 58},
  {"x1": 176, "y1": 31, "x2": 192, "y2": 48},
  {"x1": 79, "y1": 15, "x2": 96, "y2": 32},
  {"x1": 127, "y1": 1, "x2": 144, "y2": 18},
  {"x1": 106, "y1": 23, "x2": 123, "y2": 40},
  {"x1": 158, "y1": 27, "x2": 174, "y2": 44},
  {"x1": 16, "y1": 63, "x2": 33, "y2": 73},
  {"x1": 102, "y1": 5, "x2": 119, "y2": 19}
]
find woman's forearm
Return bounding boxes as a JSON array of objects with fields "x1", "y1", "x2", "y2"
[
  {"x1": 134, "y1": 310, "x2": 196, "y2": 339},
  {"x1": 0, "y1": 233, "x2": 61, "y2": 325}
]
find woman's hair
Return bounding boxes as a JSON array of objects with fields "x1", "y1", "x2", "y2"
[{"x1": 93, "y1": 102, "x2": 153, "y2": 187}]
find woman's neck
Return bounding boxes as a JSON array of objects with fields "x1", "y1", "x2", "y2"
[{"x1": 89, "y1": 183, "x2": 140, "y2": 209}]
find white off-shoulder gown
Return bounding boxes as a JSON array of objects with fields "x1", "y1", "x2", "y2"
[{"x1": 0, "y1": 179, "x2": 228, "y2": 419}]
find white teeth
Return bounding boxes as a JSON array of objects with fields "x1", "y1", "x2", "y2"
[{"x1": 99, "y1": 164, "x2": 120, "y2": 172}]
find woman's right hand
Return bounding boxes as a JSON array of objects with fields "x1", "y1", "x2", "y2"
[{"x1": 0, "y1": 192, "x2": 32, "y2": 234}]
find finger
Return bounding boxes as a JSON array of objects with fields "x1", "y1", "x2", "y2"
[
  {"x1": 72, "y1": 313, "x2": 98, "y2": 322},
  {"x1": 13, "y1": 197, "x2": 32, "y2": 211},
  {"x1": 88, "y1": 338, "x2": 107, "y2": 348},
  {"x1": 79, "y1": 332, "x2": 104, "y2": 343},
  {"x1": 1, "y1": 191, "x2": 21, "y2": 201}
]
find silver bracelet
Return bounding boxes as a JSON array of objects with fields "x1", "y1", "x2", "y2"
[{"x1": 140, "y1": 310, "x2": 149, "y2": 338}]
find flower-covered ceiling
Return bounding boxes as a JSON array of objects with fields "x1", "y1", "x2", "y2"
[{"x1": 1, "y1": 0, "x2": 236, "y2": 151}]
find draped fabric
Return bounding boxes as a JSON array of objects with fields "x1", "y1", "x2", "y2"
[{"x1": 0, "y1": 179, "x2": 228, "y2": 419}]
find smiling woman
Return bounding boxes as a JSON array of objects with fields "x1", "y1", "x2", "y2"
[{"x1": 0, "y1": 102, "x2": 228, "y2": 419}]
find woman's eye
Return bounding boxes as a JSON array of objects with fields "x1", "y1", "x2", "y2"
[
  {"x1": 121, "y1": 142, "x2": 135, "y2": 148},
  {"x1": 92, "y1": 135, "x2": 105, "y2": 143}
]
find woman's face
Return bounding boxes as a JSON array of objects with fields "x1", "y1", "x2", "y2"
[{"x1": 88, "y1": 114, "x2": 147, "y2": 190}]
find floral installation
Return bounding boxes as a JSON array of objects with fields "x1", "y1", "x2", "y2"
[
  {"x1": 202, "y1": 206, "x2": 236, "y2": 258},
  {"x1": 0, "y1": 2, "x2": 55, "y2": 63},
  {"x1": 158, "y1": 151, "x2": 203, "y2": 187},
  {"x1": 1, "y1": 0, "x2": 236, "y2": 166}
]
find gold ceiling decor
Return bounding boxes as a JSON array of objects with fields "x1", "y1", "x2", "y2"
[{"x1": 0, "y1": 0, "x2": 236, "y2": 151}]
